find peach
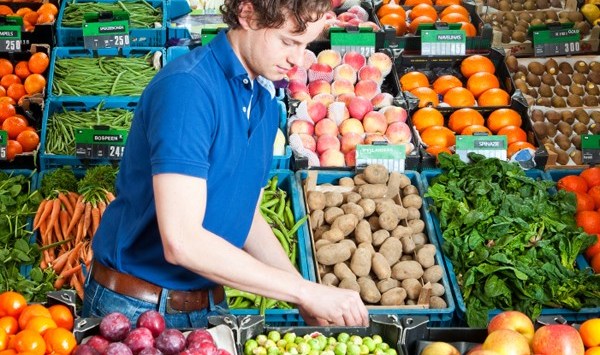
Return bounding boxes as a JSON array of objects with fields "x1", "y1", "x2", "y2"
[
  {"x1": 371, "y1": 93, "x2": 394, "y2": 109},
  {"x1": 346, "y1": 18, "x2": 362, "y2": 26},
  {"x1": 358, "y1": 21, "x2": 381, "y2": 31},
  {"x1": 306, "y1": 100, "x2": 328, "y2": 123},
  {"x1": 320, "y1": 148, "x2": 345, "y2": 167},
  {"x1": 339, "y1": 118, "x2": 365, "y2": 136},
  {"x1": 420, "y1": 342, "x2": 460, "y2": 355},
  {"x1": 358, "y1": 65, "x2": 384, "y2": 84},
  {"x1": 362, "y1": 111, "x2": 387, "y2": 134},
  {"x1": 532, "y1": 325, "x2": 585, "y2": 355},
  {"x1": 332, "y1": 79, "x2": 355, "y2": 96},
  {"x1": 302, "y1": 49, "x2": 317, "y2": 69},
  {"x1": 287, "y1": 66, "x2": 307, "y2": 84},
  {"x1": 308, "y1": 79, "x2": 331, "y2": 97},
  {"x1": 337, "y1": 12, "x2": 358, "y2": 22},
  {"x1": 348, "y1": 5, "x2": 369, "y2": 21},
  {"x1": 385, "y1": 121, "x2": 412, "y2": 144},
  {"x1": 312, "y1": 93, "x2": 335, "y2": 107},
  {"x1": 340, "y1": 132, "x2": 364, "y2": 153},
  {"x1": 315, "y1": 118, "x2": 339, "y2": 137},
  {"x1": 345, "y1": 149, "x2": 356, "y2": 167},
  {"x1": 368, "y1": 52, "x2": 393, "y2": 76},
  {"x1": 287, "y1": 80, "x2": 309, "y2": 96},
  {"x1": 354, "y1": 79, "x2": 381, "y2": 100},
  {"x1": 482, "y1": 329, "x2": 531, "y2": 355},
  {"x1": 364, "y1": 134, "x2": 388, "y2": 144},
  {"x1": 290, "y1": 90, "x2": 311, "y2": 102},
  {"x1": 348, "y1": 96, "x2": 373, "y2": 120},
  {"x1": 488, "y1": 311, "x2": 535, "y2": 344},
  {"x1": 289, "y1": 120, "x2": 314, "y2": 136},
  {"x1": 298, "y1": 133, "x2": 316, "y2": 152},
  {"x1": 331, "y1": 0, "x2": 345, "y2": 8},
  {"x1": 380, "y1": 106, "x2": 408, "y2": 124},
  {"x1": 316, "y1": 134, "x2": 341, "y2": 154},
  {"x1": 317, "y1": 49, "x2": 342, "y2": 69},
  {"x1": 336, "y1": 93, "x2": 356, "y2": 107},
  {"x1": 343, "y1": 51, "x2": 366, "y2": 72},
  {"x1": 333, "y1": 64, "x2": 357, "y2": 84},
  {"x1": 327, "y1": 101, "x2": 350, "y2": 124},
  {"x1": 308, "y1": 63, "x2": 334, "y2": 83}
]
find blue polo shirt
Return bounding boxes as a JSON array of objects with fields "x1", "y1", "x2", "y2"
[{"x1": 92, "y1": 31, "x2": 279, "y2": 291}]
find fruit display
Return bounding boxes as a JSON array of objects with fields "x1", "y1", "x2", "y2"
[
  {"x1": 0, "y1": 2, "x2": 58, "y2": 30},
  {"x1": 481, "y1": 0, "x2": 564, "y2": 11},
  {"x1": 328, "y1": 3, "x2": 381, "y2": 31}
]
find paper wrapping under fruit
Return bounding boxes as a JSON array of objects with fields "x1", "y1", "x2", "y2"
[{"x1": 289, "y1": 133, "x2": 321, "y2": 167}]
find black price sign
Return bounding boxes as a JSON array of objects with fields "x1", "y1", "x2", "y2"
[
  {"x1": 75, "y1": 128, "x2": 128, "y2": 160},
  {"x1": 582, "y1": 135, "x2": 600, "y2": 164},
  {"x1": 0, "y1": 130, "x2": 6, "y2": 160},
  {"x1": 82, "y1": 11, "x2": 130, "y2": 49},
  {"x1": 532, "y1": 26, "x2": 580, "y2": 57},
  {"x1": 0, "y1": 16, "x2": 22, "y2": 53}
]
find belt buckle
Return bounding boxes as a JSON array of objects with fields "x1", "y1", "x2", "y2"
[{"x1": 165, "y1": 291, "x2": 186, "y2": 314}]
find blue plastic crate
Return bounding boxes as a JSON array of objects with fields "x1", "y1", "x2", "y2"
[
  {"x1": 165, "y1": 45, "x2": 191, "y2": 62},
  {"x1": 295, "y1": 170, "x2": 456, "y2": 326},
  {"x1": 56, "y1": 0, "x2": 167, "y2": 47},
  {"x1": 421, "y1": 168, "x2": 600, "y2": 326},
  {"x1": 39, "y1": 97, "x2": 138, "y2": 170}
]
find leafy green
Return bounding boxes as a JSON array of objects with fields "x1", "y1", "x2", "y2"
[
  {"x1": 426, "y1": 153, "x2": 600, "y2": 327},
  {"x1": 40, "y1": 168, "x2": 78, "y2": 198},
  {"x1": 77, "y1": 165, "x2": 118, "y2": 202}
]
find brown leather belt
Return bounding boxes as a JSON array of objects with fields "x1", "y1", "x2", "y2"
[{"x1": 91, "y1": 260, "x2": 225, "y2": 313}]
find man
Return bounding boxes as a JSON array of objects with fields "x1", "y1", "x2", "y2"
[{"x1": 83, "y1": 0, "x2": 369, "y2": 328}]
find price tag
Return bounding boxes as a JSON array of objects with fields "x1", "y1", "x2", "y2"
[
  {"x1": 421, "y1": 29, "x2": 466, "y2": 56},
  {"x1": 75, "y1": 127, "x2": 128, "y2": 160},
  {"x1": 0, "y1": 16, "x2": 22, "y2": 53},
  {"x1": 82, "y1": 11, "x2": 130, "y2": 49},
  {"x1": 455, "y1": 135, "x2": 507, "y2": 162},
  {"x1": 582, "y1": 135, "x2": 600, "y2": 164},
  {"x1": 201, "y1": 27, "x2": 223, "y2": 45},
  {"x1": 355, "y1": 143, "x2": 406, "y2": 173},
  {"x1": 329, "y1": 27, "x2": 376, "y2": 57},
  {"x1": 0, "y1": 130, "x2": 6, "y2": 160},
  {"x1": 532, "y1": 25, "x2": 580, "y2": 57}
]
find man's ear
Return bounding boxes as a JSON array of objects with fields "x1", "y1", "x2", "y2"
[{"x1": 237, "y1": 1, "x2": 255, "y2": 29}]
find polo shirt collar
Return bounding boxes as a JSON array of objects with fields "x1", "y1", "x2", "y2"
[{"x1": 209, "y1": 30, "x2": 248, "y2": 80}]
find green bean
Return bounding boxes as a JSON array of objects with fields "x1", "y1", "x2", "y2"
[{"x1": 61, "y1": 1, "x2": 162, "y2": 28}]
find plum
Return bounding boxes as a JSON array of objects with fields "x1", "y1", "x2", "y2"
[
  {"x1": 217, "y1": 349, "x2": 231, "y2": 355},
  {"x1": 136, "y1": 310, "x2": 166, "y2": 338},
  {"x1": 125, "y1": 327, "x2": 155, "y2": 354},
  {"x1": 86, "y1": 335, "x2": 110, "y2": 353},
  {"x1": 139, "y1": 347, "x2": 164, "y2": 355},
  {"x1": 100, "y1": 312, "x2": 131, "y2": 342},
  {"x1": 187, "y1": 340, "x2": 217, "y2": 355},
  {"x1": 155, "y1": 329, "x2": 186, "y2": 354},
  {"x1": 104, "y1": 342, "x2": 134, "y2": 355},
  {"x1": 73, "y1": 344, "x2": 101, "y2": 355},
  {"x1": 186, "y1": 329, "x2": 214, "y2": 346}
]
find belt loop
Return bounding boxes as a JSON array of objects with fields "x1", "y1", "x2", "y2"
[
  {"x1": 208, "y1": 289, "x2": 216, "y2": 310},
  {"x1": 84, "y1": 261, "x2": 94, "y2": 288},
  {"x1": 157, "y1": 287, "x2": 170, "y2": 314}
]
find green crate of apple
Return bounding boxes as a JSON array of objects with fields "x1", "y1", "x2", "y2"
[{"x1": 244, "y1": 331, "x2": 397, "y2": 355}]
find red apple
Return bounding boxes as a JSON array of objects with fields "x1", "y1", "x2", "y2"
[
  {"x1": 316, "y1": 134, "x2": 341, "y2": 154},
  {"x1": 289, "y1": 120, "x2": 314, "y2": 136},
  {"x1": 488, "y1": 311, "x2": 535, "y2": 344},
  {"x1": 340, "y1": 132, "x2": 364, "y2": 153},
  {"x1": 531, "y1": 325, "x2": 584, "y2": 355},
  {"x1": 298, "y1": 133, "x2": 316, "y2": 152},
  {"x1": 320, "y1": 149, "x2": 345, "y2": 167},
  {"x1": 482, "y1": 329, "x2": 531, "y2": 355},
  {"x1": 314, "y1": 118, "x2": 339, "y2": 137}
]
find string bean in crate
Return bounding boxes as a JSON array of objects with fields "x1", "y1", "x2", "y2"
[{"x1": 61, "y1": 1, "x2": 163, "y2": 28}]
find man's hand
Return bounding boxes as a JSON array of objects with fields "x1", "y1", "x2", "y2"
[{"x1": 298, "y1": 283, "x2": 369, "y2": 326}]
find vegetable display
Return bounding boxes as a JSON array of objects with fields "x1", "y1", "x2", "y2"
[
  {"x1": 61, "y1": 1, "x2": 163, "y2": 28},
  {"x1": 426, "y1": 153, "x2": 600, "y2": 327}
]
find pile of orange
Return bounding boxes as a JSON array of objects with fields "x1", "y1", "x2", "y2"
[
  {"x1": 0, "y1": 291, "x2": 76, "y2": 354},
  {"x1": 0, "y1": 3, "x2": 58, "y2": 32},
  {"x1": 580, "y1": 318, "x2": 600, "y2": 354}
]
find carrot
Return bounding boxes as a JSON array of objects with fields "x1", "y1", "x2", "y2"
[
  {"x1": 65, "y1": 195, "x2": 85, "y2": 237},
  {"x1": 46, "y1": 198, "x2": 61, "y2": 238},
  {"x1": 60, "y1": 210, "x2": 69, "y2": 239},
  {"x1": 71, "y1": 274, "x2": 85, "y2": 300},
  {"x1": 40, "y1": 256, "x2": 47, "y2": 270},
  {"x1": 60, "y1": 263, "x2": 82, "y2": 279},
  {"x1": 97, "y1": 200, "x2": 106, "y2": 217},
  {"x1": 67, "y1": 191, "x2": 79, "y2": 209},
  {"x1": 57, "y1": 192, "x2": 73, "y2": 216},
  {"x1": 68, "y1": 242, "x2": 83, "y2": 267},
  {"x1": 105, "y1": 191, "x2": 116, "y2": 202},
  {"x1": 90, "y1": 206, "x2": 101, "y2": 237},
  {"x1": 76, "y1": 217, "x2": 85, "y2": 244},
  {"x1": 51, "y1": 249, "x2": 72, "y2": 275},
  {"x1": 53, "y1": 261, "x2": 71, "y2": 289},
  {"x1": 33, "y1": 199, "x2": 48, "y2": 231},
  {"x1": 82, "y1": 202, "x2": 92, "y2": 239},
  {"x1": 34, "y1": 199, "x2": 53, "y2": 231}
]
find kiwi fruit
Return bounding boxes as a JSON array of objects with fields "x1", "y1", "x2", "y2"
[
  {"x1": 572, "y1": 72, "x2": 588, "y2": 85},
  {"x1": 556, "y1": 148, "x2": 570, "y2": 165},
  {"x1": 546, "y1": 121, "x2": 558, "y2": 136},
  {"x1": 545, "y1": 10, "x2": 558, "y2": 20},
  {"x1": 527, "y1": 72, "x2": 542, "y2": 87},
  {"x1": 570, "y1": 150, "x2": 583, "y2": 165},
  {"x1": 537, "y1": 97, "x2": 552, "y2": 106},
  {"x1": 517, "y1": 64, "x2": 528, "y2": 75},
  {"x1": 512, "y1": 31, "x2": 527, "y2": 42},
  {"x1": 583, "y1": 95, "x2": 599, "y2": 106},
  {"x1": 504, "y1": 12, "x2": 517, "y2": 22},
  {"x1": 556, "y1": 72, "x2": 572, "y2": 86},
  {"x1": 561, "y1": 110, "x2": 575, "y2": 124},
  {"x1": 545, "y1": 110, "x2": 561, "y2": 124},
  {"x1": 531, "y1": 18, "x2": 544, "y2": 26},
  {"x1": 528, "y1": 88, "x2": 539, "y2": 98},
  {"x1": 512, "y1": 2, "x2": 524, "y2": 10},
  {"x1": 590, "y1": 61, "x2": 600, "y2": 73},
  {"x1": 572, "y1": 135, "x2": 582, "y2": 149},
  {"x1": 557, "y1": 121, "x2": 573, "y2": 136},
  {"x1": 533, "y1": 121, "x2": 548, "y2": 138},
  {"x1": 518, "y1": 13, "x2": 532, "y2": 22},
  {"x1": 574, "y1": 108, "x2": 590, "y2": 124},
  {"x1": 515, "y1": 25, "x2": 528, "y2": 34},
  {"x1": 573, "y1": 122, "x2": 589, "y2": 135},
  {"x1": 498, "y1": 0, "x2": 511, "y2": 10},
  {"x1": 559, "y1": 62, "x2": 574, "y2": 74},
  {"x1": 554, "y1": 85, "x2": 568, "y2": 97},
  {"x1": 541, "y1": 73, "x2": 556, "y2": 86},
  {"x1": 537, "y1": 0, "x2": 550, "y2": 8},
  {"x1": 487, "y1": 0, "x2": 499, "y2": 8},
  {"x1": 550, "y1": 0, "x2": 561, "y2": 7},
  {"x1": 501, "y1": 33, "x2": 511, "y2": 44},
  {"x1": 570, "y1": 83, "x2": 585, "y2": 96},
  {"x1": 514, "y1": 71, "x2": 526, "y2": 82},
  {"x1": 591, "y1": 123, "x2": 600, "y2": 134},
  {"x1": 567, "y1": 11, "x2": 584, "y2": 22},
  {"x1": 533, "y1": 11, "x2": 547, "y2": 20},
  {"x1": 528, "y1": 62, "x2": 545, "y2": 75},
  {"x1": 592, "y1": 111, "x2": 600, "y2": 124},
  {"x1": 576, "y1": 21, "x2": 591, "y2": 37},
  {"x1": 514, "y1": 78, "x2": 528, "y2": 93},
  {"x1": 532, "y1": 109, "x2": 545, "y2": 122},
  {"x1": 586, "y1": 83, "x2": 600, "y2": 96},
  {"x1": 587, "y1": 72, "x2": 600, "y2": 85},
  {"x1": 544, "y1": 58, "x2": 559, "y2": 75},
  {"x1": 552, "y1": 96, "x2": 567, "y2": 108},
  {"x1": 505, "y1": 56, "x2": 519, "y2": 73},
  {"x1": 574, "y1": 61, "x2": 589, "y2": 74},
  {"x1": 555, "y1": 134, "x2": 572, "y2": 150},
  {"x1": 567, "y1": 94, "x2": 584, "y2": 107},
  {"x1": 539, "y1": 83, "x2": 553, "y2": 97}
]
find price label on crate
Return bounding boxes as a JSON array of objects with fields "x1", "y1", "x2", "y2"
[
  {"x1": 329, "y1": 27, "x2": 376, "y2": 57},
  {"x1": 0, "y1": 130, "x2": 6, "y2": 160},
  {"x1": 355, "y1": 143, "x2": 406, "y2": 173},
  {"x1": 82, "y1": 11, "x2": 130, "y2": 49},
  {"x1": 75, "y1": 127, "x2": 128, "y2": 160},
  {"x1": 582, "y1": 135, "x2": 600, "y2": 164},
  {"x1": 455, "y1": 135, "x2": 507, "y2": 162},
  {"x1": 0, "y1": 16, "x2": 22, "y2": 53},
  {"x1": 532, "y1": 24, "x2": 580, "y2": 57},
  {"x1": 421, "y1": 29, "x2": 466, "y2": 56}
]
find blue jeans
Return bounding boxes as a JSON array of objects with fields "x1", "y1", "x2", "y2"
[{"x1": 83, "y1": 274, "x2": 230, "y2": 329}]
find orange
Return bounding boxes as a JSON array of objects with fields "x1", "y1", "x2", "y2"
[
  {"x1": 0, "y1": 349, "x2": 15, "y2": 355},
  {"x1": 377, "y1": 3, "x2": 406, "y2": 19},
  {"x1": 16, "y1": 130, "x2": 39, "y2": 153},
  {"x1": 440, "y1": 4, "x2": 470, "y2": 19},
  {"x1": 11, "y1": 330, "x2": 45, "y2": 355},
  {"x1": 0, "y1": 102, "x2": 16, "y2": 122},
  {"x1": 0, "y1": 75, "x2": 21, "y2": 90},
  {"x1": 576, "y1": 210, "x2": 600, "y2": 234},
  {"x1": 443, "y1": 87, "x2": 476, "y2": 107},
  {"x1": 0, "y1": 59, "x2": 13, "y2": 78},
  {"x1": 23, "y1": 74, "x2": 45, "y2": 95},
  {"x1": 35, "y1": 11, "x2": 54, "y2": 25},
  {"x1": 409, "y1": 15, "x2": 435, "y2": 33},
  {"x1": 13, "y1": 62, "x2": 31, "y2": 80},
  {"x1": 586, "y1": 234, "x2": 600, "y2": 261},
  {"x1": 586, "y1": 347, "x2": 600, "y2": 355},
  {"x1": 0, "y1": 293, "x2": 26, "y2": 319},
  {"x1": 5, "y1": 140, "x2": 21, "y2": 161},
  {"x1": 581, "y1": 167, "x2": 600, "y2": 188},
  {"x1": 0, "y1": 5, "x2": 12, "y2": 15},
  {"x1": 593, "y1": 253, "x2": 600, "y2": 273},
  {"x1": 0, "y1": 86, "x2": 5, "y2": 97},
  {"x1": 440, "y1": 12, "x2": 469, "y2": 23},
  {"x1": 478, "y1": 88, "x2": 510, "y2": 106},
  {"x1": 43, "y1": 328, "x2": 76, "y2": 355},
  {"x1": 36, "y1": 3, "x2": 58, "y2": 16},
  {"x1": 448, "y1": 108, "x2": 484, "y2": 133},
  {"x1": 1, "y1": 116, "x2": 27, "y2": 140},
  {"x1": 0, "y1": 97, "x2": 15, "y2": 106},
  {"x1": 466, "y1": 72, "x2": 500, "y2": 98},
  {"x1": 23, "y1": 12, "x2": 38, "y2": 26},
  {"x1": 432, "y1": 75, "x2": 462, "y2": 95},
  {"x1": 47, "y1": 305, "x2": 73, "y2": 331},
  {"x1": 405, "y1": 0, "x2": 433, "y2": 5},
  {"x1": 0, "y1": 328, "x2": 6, "y2": 351},
  {"x1": 15, "y1": 8, "x2": 33, "y2": 17},
  {"x1": 6, "y1": 84, "x2": 25, "y2": 102},
  {"x1": 379, "y1": 13, "x2": 407, "y2": 35},
  {"x1": 412, "y1": 107, "x2": 444, "y2": 132},
  {"x1": 411, "y1": 87, "x2": 439, "y2": 107},
  {"x1": 487, "y1": 108, "x2": 522, "y2": 133},
  {"x1": 459, "y1": 22, "x2": 477, "y2": 37},
  {"x1": 557, "y1": 175, "x2": 589, "y2": 194},
  {"x1": 576, "y1": 192, "x2": 596, "y2": 212},
  {"x1": 460, "y1": 55, "x2": 495, "y2": 78},
  {"x1": 579, "y1": 318, "x2": 600, "y2": 347},
  {"x1": 425, "y1": 145, "x2": 452, "y2": 159},
  {"x1": 497, "y1": 125, "x2": 527, "y2": 145},
  {"x1": 590, "y1": 185, "x2": 600, "y2": 209},
  {"x1": 507, "y1": 141, "x2": 535, "y2": 158},
  {"x1": 421, "y1": 126, "x2": 455, "y2": 147},
  {"x1": 436, "y1": 0, "x2": 461, "y2": 5},
  {"x1": 399, "y1": 71, "x2": 429, "y2": 91},
  {"x1": 409, "y1": 3, "x2": 437, "y2": 21},
  {"x1": 461, "y1": 124, "x2": 491, "y2": 135},
  {"x1": 17, "y1": 305, "x2": 50, "y2": 331},
  {"x1": 27, "y1": 53, "x2": 49, "y2": 75},
  {"x1": 0, "y1": 317, "x2": 18, "y2": 336},
  {"x1": 23, "y1": 317, "x2": 55, "y2": 336}
]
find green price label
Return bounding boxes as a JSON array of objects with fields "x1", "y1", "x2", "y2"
[
  {"x1": 421, "y1": 29, "x2": 466, "y2": 56},
  {"x1": 0, "y1": 130, "x2": 6, "y2": 160},
  {"x1": 75, "y1": 128, "x2": 128, "y2": 160},
  {"x1": 582, "y1": 134, "x2": 600, "y2": 164},
  {"x1": 82, "y1": 11, "x2": 130, "y2": 49},
  {"x1": 329, "y1": 27, "x2": 376, "y2": 57},
  {"x1": 355, "y1": 143, "x2": 406, "y2": 173},
  {"x1": 0, "y1": 17, "x2": 22, "y2": 53},
  {"x1": 532, "y1": 28, "x2": 580, "y2": 56},
  {"x1": 455, "y1": 135, "x2": 507, "y2": 162}
]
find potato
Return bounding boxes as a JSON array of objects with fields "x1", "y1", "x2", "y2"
[
  {"x1": 310, "y1": 210, "x2": 324, "y2": 229},
  {"x1": 358, "y1": 277, "x2": 381, "y2": 303},
  {"x1": 400, "y1": 236, "x2": 416, "y2": 254},
  {"x1": 324, "y1": 207, "x2": 344, "y2": 224},
  {"x1": 307, "y1": 191, "x2": 326, "y2": 211},
  {"x1": 339, "y1": 239, "x2": 357, "y2": 254},
  {"x1": 316, "y1": 243, "x2": 352, "y2": 265},
  {"x1": 429, "y1": 296, "x2": 447, "y2": 309},
  {"x1": 406, "y1": 299, "x2": 416, "y2": 306},
  {"x1": 351, "y1": 247, "x2": 372, "y2": 277},
  {"x1": 322, "y1": 273, "x2": 339, "y2": 287},
  {"x1": 377, "y1": 278, "x2": 399, "y2": 293},
  {"x1": 386, "y1": 172, "x2": 403, "y2": 198},
  {"x1": 431, "y1": 283, "x2": 445, "y2": 297},
  {"x1": 379, "y1": 237, "x2": 403, "y2": 265},
  {"x1": 412, "y1": 232, "x2": 428, "y2": 245},
  {"x1": 318, "y1": 264, "x2": 331, "y2": 277},
  {"x1": 339, "y1": 278, "x2": 360, "y2": 293},
  {"x1": 368, "y1": 215, "x2": 380, "y2": 231},
  {"x1": 354, "y1": 220, "x2": 372, "y2": 244},
  {"x1": 408, "y1": 219, "x2": 425, "y2": 234},
  {"x1": 392, "y1": 260, "x2": 424, "y2": 280},
  {"x1": 354, "y1": 174, "x2": 368, "y2": 186},
  {"x1": 358, "y1": 242, "x2": 376, "y2": 256},
  {"x1": 415, "y1": 244, "x2": 437, "y2": 268},
  {"x1": 332, "y1": 214, "x2": 359, "y2": 236},
  {"x1": 393, "y1": 205, "x2": 408, "y2": 220},
  {"x1": 401, "y1": 278, "x2": 422, "y2": 300},
  {"x1": 345, "y1": 192, "x2": 361, "y2": 204},
  {"x1": 341, "y1": 202, "x2": 365, "y2": 220},
  {"x1": 339, "y1": 177, "x2": 355, "y2": 187},
  {"x1": 334, "y1": 262, "x2": 356, "y2": 281},
  {"x1": 363, "y1": 164, "x2": 389, "y2": 184},
  {"x1": 378, "y1": 211, "x2": 400, "y2": 231},
  {"x1": 375, "y1": 199, "x2": 396, "y2": 215},
  {"x1": 372, "y1": 252, "x2": 391, "y2": 279},
  {"x1": 313, "y1": 225, "x2": 329, "y2": 241},
  {"x1": 325, "y1": 191, "x2": 344, "y2": 208},
  {"x1": 402, "y1": 185, "x2": 418, "y2": 196},
  {"x1": 322, "y1": 228, "x2": 344, "y2": 243},
  {"x1": 391, "y1": 225, "x2": 412, "y2": 239},
  {"x1": 397, "y1": 174, "x2": 411, "y2": 188},
  {"x1": 423, "y1": 265, "x2": 443, "y2": 283},
  {"x1": 315, "y1": 239, "x2": 331, "y2": 250},
  {"x1": 358, "y1": 184, "x2": 388, "y2": 199},
  {"x1": 406, "y1": 207, "x2": 420, "y2": 220},
  {"x1": 380, "y1": 287, "x2": 407, "y2": 305},
  {"x1": 372, "y1": 229, "x2": 390, "y2": 247},
  {"x1": 402, "y1": 194, "x2": 423, "y2": 209},
  {"x1": 358, "y1": 199, "x2": 376, "y2": 217},
  {"x1": 400, "y1": 255, "x2": 413, "y2": 261}
]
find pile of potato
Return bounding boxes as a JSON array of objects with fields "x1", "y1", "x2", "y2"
[{"x1": 306, "y1": 165, "x2": 447, "y2": 308}]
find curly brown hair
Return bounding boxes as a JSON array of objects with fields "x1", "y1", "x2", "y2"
[{"x1": 220, "y1": 0, "x2": 332, "y2": 33}]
